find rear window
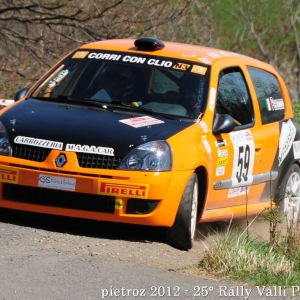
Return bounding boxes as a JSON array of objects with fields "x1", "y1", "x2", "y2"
[{"x1": 247, "y1": 67, "x2": 285, "y2": 124}]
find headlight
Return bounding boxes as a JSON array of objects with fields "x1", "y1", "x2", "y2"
[
  {"x1": 118, "y1": 140, "x2": 172, "y2": 171},
  {"x1": 0, "y1": 122, "x2": 11, "y2": 156}
]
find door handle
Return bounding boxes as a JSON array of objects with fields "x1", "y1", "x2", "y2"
[{"x1": 255, "y1": 143, "x2": 262, "y2": 152}]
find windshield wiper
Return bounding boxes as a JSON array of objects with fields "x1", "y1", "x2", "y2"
[
  {"x1": 109, "y1": 100, "x2": 178, "y2": 120},
  {"x1": 34, "y1": 95, "x2": 180, "y2": 119}
]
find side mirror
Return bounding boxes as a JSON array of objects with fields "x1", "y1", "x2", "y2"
[
  {"x1": 212, "y1": 113, "x2": 235, "y2": 135},
  {"x1": 14, "y1": 87, "x2": 29, "y2": 101}
]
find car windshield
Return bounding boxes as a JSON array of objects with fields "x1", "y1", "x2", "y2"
[{"x1": 31, "y1": 50, "x2": 210, "y2": 119}]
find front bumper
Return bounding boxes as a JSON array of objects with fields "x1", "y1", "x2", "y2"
[{"x1": 0, "y1": 150, "x2": 193, "y2": 227}]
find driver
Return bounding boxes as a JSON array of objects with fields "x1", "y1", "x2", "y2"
[
  {"x1": 164, "y1": 74, "x2": 203, "y2": 117},
  {"x1": 91, "y1": 64, "x2": 135, "y2": 102}
]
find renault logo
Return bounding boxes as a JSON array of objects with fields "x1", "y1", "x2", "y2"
[{"x1": 55, "y1": 154, "x2": 67, "y2": 168}]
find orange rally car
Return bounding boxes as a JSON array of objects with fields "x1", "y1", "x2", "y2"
[{"x1": 0, "y1": 37, "x2": 299, "y2": 250}]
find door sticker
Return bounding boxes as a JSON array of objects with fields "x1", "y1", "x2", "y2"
[
  {"x1": 201, "y1": 135, "x2": 212, "y2": 155},
  {"x1": 216, "y1": 166, "x2": 225, "y2": 176},
  {"x1": 228, "y1": 130, "x2": 255, "y2": 196},
  {"x1": 218, "y1": 149, "x2": 228, "y2": 157},
  {"x1": 208, "y1": 88, "x2": 216, "y2": 111},
  {"x1": 228, "y1": 186, "x2": 249, "y2": 198},
  {"x1": 217, "y1": 157, "x2": 228, "y2": 166},
  {"x1": 278, "y1": 119, "x2": 296, "y2": 166},
  {"x1": 215, "y1": 139, "x2": 227, "y2": 147},
  {"x1": 293, "y1": 140, "x2": 300, "y2": 159}
]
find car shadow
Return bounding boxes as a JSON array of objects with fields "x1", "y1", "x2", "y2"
[
  {"x1": 0, "y1": 209, "x2": 241, "y2": 248},
  {"x1": 0, "y1": 209, "x2": 166, "y2": 244}
]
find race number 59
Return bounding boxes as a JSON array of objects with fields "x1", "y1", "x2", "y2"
[
  {"x1": 236, "y1": 145, "x2": 251, "y2": 182},
  {"x1": 230, "y1": 130, "x2": 254, "y2": 187}
]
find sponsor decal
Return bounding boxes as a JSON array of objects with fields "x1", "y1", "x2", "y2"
[
  {"x1": 207, "y1": 52, "x2": 222, "y2": 58},
  {"x1": 216, "y1": 166, "x2": 225, "y2": 176},
  {"x1": 217, "y1": 157, "x2": 228, "y2": 166},
  {"x1": 265, "y1": 97, "x2": 284, "y2": 111},
  {"x1": 115, "y1": 199, "x2": 124, "y2": 210},
  {"x1": 88, "y1": 52, "x2": 173, "y2": 68},
  {"x1": 245, "y1": 130, "x2": 253, "y2": 140},
  {"x1": 72, "y1": 51, "x2": 89, "y2": 59},
  {"x1": 191, "y1": 65, "x2": 207, "y2": 75},
  {"x1": 230, "y1": 130, "x2": 255, "y2": 189},
  {"x1": 207, "y1": 51, "x2": 231, "y2": 58},
  {"x1": 0, "y1": 99, "x2": 14, "y2": 106},
  {"x1": 230, "y1": 131, "x2": 247, "y2": 143},
  {"x1": 215, "y1": 139, "x2": 227, "y2": 147},
  {"x1": 278, "y1": 119, "x2": 296, "y2": 166},
  {"x1": 47, "y1": 69, "x2": 69, "y2": 88},
  {"x1": 38, "y1": 174, "x2": 76, "y2": 191},
  {"x1": 119, "y1": 116, "x2": 164, "y2": 128},
  {"x1": 65, "y1": 144, "x2": 114, "y2": 156},
  {"x1": 142, "y1": 58, "x2": 172, "y2": 67},
  {"x1": 293, "y1": 140, "x2": 300, "y2": 160},
  {"x1": 209, "y1": 87, "x2": 216, "y2": 111},
  {"x1": 218, "y1": 149, "x2": 228, "y2": 157},
  {"x1": 198, "y1": 57, "x2": 211, "y2": 65},
  {"x1": 0, "y1": 166, "x2": 19, "y2": 183},
  {"x1": 201, "y1": 135, "x2": 212, "y2": 155},
  {"x1": 173, "y1": 63, "x2": 190, "y2": 71},
  {"x1": 197, "y1": 120, "x2": 208, "y2": 133},
  {"x1": 14, "y1": 136, "x2": 63, "y2": 150},
  {"x1": 88, "y1": 53, "x2": 122, "y2": 61},
  {"x1": 99, "y1": 180, "x2": 149, "y2": 199},
  {"x1": 182, "y1": 54, "x2": 197, "y2": 58},
  {"x1": 228, "y1": 186, "x2": 249, "y2": 198}
]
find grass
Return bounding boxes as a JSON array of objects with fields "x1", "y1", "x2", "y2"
[
  {"x1": 199, "y1": 189, "x2": 300, "y2": 289},
  {"x1": 199, "y1": 225, "x2": 300, "y2": 286},
  {"x1": 293, "y1": 101, "x2": 300, "y2": 124}
]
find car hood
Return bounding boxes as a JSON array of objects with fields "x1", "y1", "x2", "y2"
[{"x1": 0, "y1": 99, "x2": 193, "y2": 157}]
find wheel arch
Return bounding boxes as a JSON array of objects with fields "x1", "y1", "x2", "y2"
[{"x1": 194, "y1": 166, "x2": 208, "y2": 221}]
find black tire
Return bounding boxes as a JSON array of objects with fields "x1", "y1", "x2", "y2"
[
  {"x1": 280, "y1": 163, "x2": 300, "y2": 226},
  {"x1": 165, "y1": 173, "x2": 198, "y2": 250},
  {"x1": 0, "y1": 207, "x2": 8, "y2": 218}
]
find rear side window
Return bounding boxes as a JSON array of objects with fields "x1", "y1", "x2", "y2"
[{"x1": 247, "y1": 67, "x2": 285, "y2": 124}]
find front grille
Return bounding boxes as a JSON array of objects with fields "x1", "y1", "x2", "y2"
[
  {"x1": 11, "y1": 144, "x2": 50, "y2": 162},
  {"x1": 10, "y1": 144, "x2": 123, "y2": 169},
  {"x1": 3, "y1": 183, "x2": 115, "y2": 213},
  {"x1": 77, "y1": 153, "x2": 122, "y2": 169}
]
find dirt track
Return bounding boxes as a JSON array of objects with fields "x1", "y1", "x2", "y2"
[{"x1": 0, "y1": 209, "x2": 271, "y2": 272}]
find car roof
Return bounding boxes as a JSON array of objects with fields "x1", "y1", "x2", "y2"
[{"x1": 78, "y1": 38, "x2": 271, "y2": 68}]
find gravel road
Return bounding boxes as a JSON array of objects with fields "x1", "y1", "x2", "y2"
[{"x1": 0, "y1": 210, "x2": 299, "y2": 299}]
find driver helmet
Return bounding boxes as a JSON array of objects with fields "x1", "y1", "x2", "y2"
[{"x1": 98, "y1": 64, "x2": 135, "y2": 101}]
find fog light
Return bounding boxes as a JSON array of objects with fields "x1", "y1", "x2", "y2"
[{"x1": 133, "y1": 200, "x2": 149, "y2": 214}]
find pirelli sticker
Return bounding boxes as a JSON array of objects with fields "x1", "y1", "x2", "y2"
[
  {"x1": 0, "y1": 166, "x2": 19, "y2": 184},
  {"x1": 98, "y1": 180, "x2": 149, "y2": 199}
]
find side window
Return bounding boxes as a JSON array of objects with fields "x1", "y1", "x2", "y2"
[
  {"x1": 247, "y1": 67, "x2": 284, "y2": 124},
  {"x1": 216, "y1": 67, "x2": 254, "y2": 126}
]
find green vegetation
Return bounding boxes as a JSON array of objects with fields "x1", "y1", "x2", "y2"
[
  {"x1": 199, "y1": 196, "x2": 300, "y2": 287},
  {"x1": 199, "y1": 227, "x2": 300, "y2": 286},
  {"x1": 293, "y1": 101, "x2": 300, "y2": 124}
]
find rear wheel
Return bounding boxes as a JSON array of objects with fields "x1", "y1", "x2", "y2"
[
  {"x1": 280, "y1": 164, "x2": 300, "y2": 226},
  {"x1": 165, "y1": 173, "x2": 198, "y2": 250}
]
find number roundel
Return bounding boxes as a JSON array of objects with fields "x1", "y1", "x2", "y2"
[{"x1": 230, "y1": 130, "x2": 255, "y2": 187}]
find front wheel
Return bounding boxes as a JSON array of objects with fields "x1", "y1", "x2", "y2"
[
  {"x1": 280, "y1": 164, "x2": 300, "y2": 226},
  {"x1": 165, "y1": 173, "x2": 198, "y2": 250},
  {"x1": 0, "y1": 207, "x2": 8, "y2": 218}
]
